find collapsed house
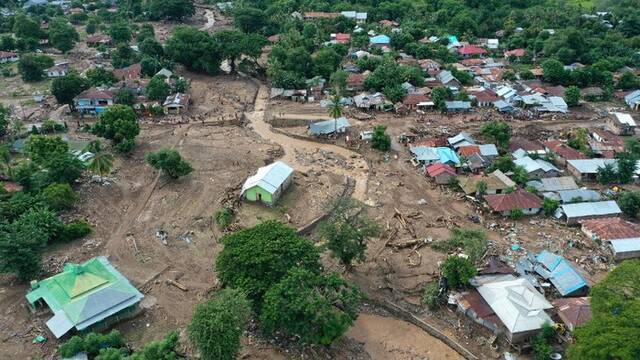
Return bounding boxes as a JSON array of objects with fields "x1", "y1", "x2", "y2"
[{"x1": 26, "y1": 257, "x2": 144, "y2": 338}]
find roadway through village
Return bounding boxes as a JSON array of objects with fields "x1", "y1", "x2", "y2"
[{"x1": 244, "y1": 84, "x2": 370, "y2": 202}]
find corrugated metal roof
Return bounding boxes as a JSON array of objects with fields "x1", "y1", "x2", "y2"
[
  {"x1": 447, "y1": 132, "x2": 475, "y2": 147},
  {"x1": 241, "y1": 161, "x2": 294, "y2": 195},
  {"x1": 514, "y1": 156, "x2": 558, "y2": 174},
  {"x1": 567, "y1": 159, "x2": 616, "y2": 174},
  {"x1": 537, "y1": 177, "x2": 578, "y2": 192},
  {"x1": 309, "y1": 117, "x2": 351, "y2": 135},
  {"x1": 477, "y1": 276, "x2": 553, "y2": 333},
  {"x1": 478, "y1": 144, "x2": 498, "y2": 157},
  {"x1": 561, "y1": 201, "x2": 621, "y2": 219},
  {"x1": 610, "y1": 238, "x2": 640, "y2": 254},
  {"x1": 535, "y1": 251, "x2": 589, "y2": 296},
  {"x1": 557, "y1": 189, "x2": 600, "y2": 203}
]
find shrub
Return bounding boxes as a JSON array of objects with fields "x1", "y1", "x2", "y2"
[
  {"x1": 42, "y1": 183, "x2": 78, "y2": 211},
  {"x1": 442, "y1": 256, "x2": 476, "y2": 289},
  {"x1": 60, "y1": 220, "x2": 93, "y2": 242},
  {"x1": 214, "y1": 208, "x2": 233, "y2": 230},
  {"x1": 510, "y1": 208, "x2": 524, "y2": 220},
  {"x1": 422, "y1": 282, "x2": 442, "y2": 310}
]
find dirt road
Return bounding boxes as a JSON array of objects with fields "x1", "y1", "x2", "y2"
[{"x1": 246, "y1": 84, "x2": 369, "y2": 201}]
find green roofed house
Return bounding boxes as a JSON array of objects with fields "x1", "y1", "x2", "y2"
[
  {"x1": 241, "y1": 161, "x2": 294, "y2": 206},
  {"x1": 26, "y1": 256, "x2": 144, "y2": 339}
]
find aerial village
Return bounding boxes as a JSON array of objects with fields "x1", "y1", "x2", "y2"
[{"x1": 0, "y1": 0, "x2": 639, "y2": 359}]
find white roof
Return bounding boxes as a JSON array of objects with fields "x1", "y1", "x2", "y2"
[
  {"x1": 610, "y1": 238, "x2": 640, "y2": 254},
  {"x1": 241, "y1": 161, "x2": 294, "y2": 195},
  {"x1": 567, "y1": 159, "x2": 616, "y2": 174},
  {"x1": 514, "y1": 156, "x2": 559, "y2": 174},
  {"x1": 560, "y1": 200, "x2": 621, "y2": 219},
  {"x1": 612, "y1": 112, "x2": 636, "y2": 127},
  {"x1": 477, "y1": 277, "x2": 553, "y2": 334}
]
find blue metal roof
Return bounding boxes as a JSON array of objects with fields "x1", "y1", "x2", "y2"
[
  {"x1": 410, "y1": 147, "x2": 460, "y2": 165},
  {"x1": 535, "y1": 251, "x2": 588, "y2": 296},
  {"x1": 369, "y1": 35, "x2": 390, "y2": 44}
]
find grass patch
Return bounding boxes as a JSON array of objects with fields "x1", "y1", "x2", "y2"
[
  {"x1": 431, "y1": 228, "x2": 488, "y2": 263},
  {"x1": 215, "y1": 207, "x2": 234, "y2": 230}
]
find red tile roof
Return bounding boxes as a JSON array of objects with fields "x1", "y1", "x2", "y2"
[
  {"x1": 552, "y1": 297, "x2": 592, "y2": 330},
  {"x1": 484, "y1": 190, "x2": 542, "y2": 212},
  {"x1": 460, "y1": 58, "x2": 485, "y2": 67},
  {"x1": 334, "y1": 33, "x2": 351, "y2": 43},
  {"x1": 509, "y1": 137, "x2": 544, "y2": 153},
  {"x1": 75, "y1": 88, "x2": 114, "y2": 100},
  {"x1": 458, "y1": 45, "x2": 487, "y2": 56},
  {"x1": 403, "y1": 94, "x2": 429, "y2": 106},
  {"x1": 347, "y1": 73, "x2": 365, "y2": 87},
  {"x1": 0, "y1": 51, "x2": 18, "y2": 58},
  {"x1": 581, "y1": 217, "x2": 640, "y2": 241},
  {"x1": 304, "y1": 12, "x2": 339, "y2": 18},
  {"x1": 544, "y1": 140, "x2": 588, "y2": 160},
  {"x1": 474, "y1": 89, "x2": 499, "y2": 103},
  {"x1": 426, "y1": 163, "x2": 456, "y2": 177},
  {"x1": 412, "y1": 137, "x2": 448, "y2": 148},
  {"x1": 504, "y1": 48, "x2": 525, "y2": 57},
  {"x1": 114, "y1": 63, "x2": 142, "y2": 81},
  {"x1": 458, "y1": 145, "x2": 481, "y2": 157}
]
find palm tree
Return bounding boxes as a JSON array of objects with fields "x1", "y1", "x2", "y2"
[
  {"x1": 0, "y1": 145, "x2": 12, "y2": 178},
  {"x1": 328, "y1": 92, "x2": 343, "y2": 135},
  {"x1": 85, "y1": 140, "x2": 114, "y2": 176}
]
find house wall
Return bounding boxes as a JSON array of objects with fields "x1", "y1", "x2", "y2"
[
  {"x1": 500, "y1": 207, "x2": 541, "y2": 216},
  {"x1": 244, "y1": 186, "x2": 274, "y2": 204},
  {"x1": 612, "y1": 247, "x2": 640, "y2": 261},
  {"x1": 566, "y1": 213, "x2": 619, "y2": 226},
  {"x1": 434, "y1": 173, "x2": 454, "y2": 185}
]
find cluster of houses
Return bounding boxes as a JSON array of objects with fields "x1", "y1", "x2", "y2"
[
  {"x1": 411, "y1": 127, "x2": 640, "y2": 262},
  {"x1": 454, "y1": 253, "x2": 591, "y2": 346},
  {"x1": 72, "y1": 65, "x2": 190, "y2": 116},
  {"x1": 268, "y1": 14, "x2": 640, "y2": 119}
]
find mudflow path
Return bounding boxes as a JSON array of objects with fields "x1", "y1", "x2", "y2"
[{"x1": 245, "y1": 84, "x2": 369, "y2": 202}]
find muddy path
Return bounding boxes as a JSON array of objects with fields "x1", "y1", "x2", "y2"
[
  {"x1": 200, "y1": 9, "x2": 215, "y2": 31},
  {"x1": 347, "y1": 313, "x2": 464, "y2": 360},
  {"x1": 245, "y1": 84, "x2": 369, "y2": 202}
]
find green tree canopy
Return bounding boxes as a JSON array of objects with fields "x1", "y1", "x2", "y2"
[
  {"x1": 212, "y1": 29, "x2": 266, "y2": 73},
  {"x1": 18, "y1": 54, "x2": 54, "y2": 82},
  {"x1": 568, "y1": 260, "x2": 640, "y2": 360},
  {"x1": 371, "y1": 125, "x2": 391, "y2": 151},
  {"x1": 92, "y1": 105, "x2": 140, "y2": 153},
  {"x1": 318, "y1": 198, "x2": 379, "y2": 270},
  {"x1": 188, "y1": 289, "x2": 251, "y2": 360},
  {"x1": 49, "y1": 19, "x2": 79, "y2": 53},
  {"x1": 481, "y1": 121, "x2": 511, "y2": 149},
  {"x1": 147, "y1": 0, "x2": 195, "y2": 21},
  {"x1": 564, "y1": 86, "x2": 581, "y2": 107},
  {"x1": 260, "y1": 267, "x2": 362, "y2": 345},
  {"x1": 165, "y1": 26, "x2": 221, "y2": 75},
  {"x1": 51, "y1": 72, "x2": 89, "y2": 108},
  {"x1": 442, "y1": 256, "x2": 476, "y2": 289},
  {"x1": 145, "y1": 148, "x2": 193, "y2": 179},
  {"x1": 146, "y1": 75, "x2": 171, "y2": 101},
  {"x1": 215, "y1": 220, "x2": 320, "y2": 309}
]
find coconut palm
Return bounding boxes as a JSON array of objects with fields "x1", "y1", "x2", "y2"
[
  {"x1": 328, "y1": 92, "x2": 343, "y2": 135},
  {"x1": 85, "y1": 140, "x2": 114, "y2": 176}
]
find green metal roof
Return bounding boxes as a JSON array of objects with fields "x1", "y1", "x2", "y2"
[{"x1": 26, "y1": 257, "x2": 143, "y2": 338}]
